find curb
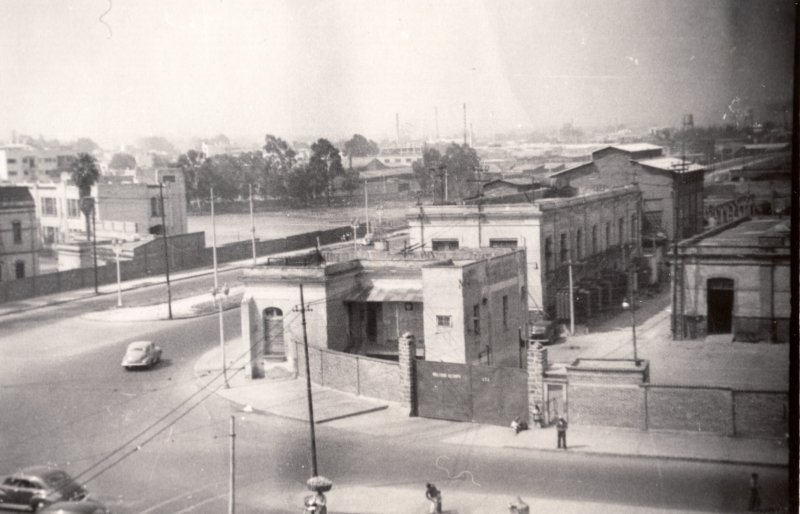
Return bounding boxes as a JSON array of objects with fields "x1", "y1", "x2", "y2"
[{"x1": 502, "y1": 444, "x2": 788, "y2": 469}]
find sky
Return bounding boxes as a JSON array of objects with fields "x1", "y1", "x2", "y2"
[{"x1": 0, "y1": 0, "x2": 794, "y2": 148}]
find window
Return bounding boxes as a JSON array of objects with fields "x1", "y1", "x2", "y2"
[
  {"x1": 502, "y1": 295, "x2": 509, "y2": 328},
  {"x1": 489, "y1": 238, "x2": 517, "y2": 249},
  {"x1": 15, "y1": 261, "x2": 25, "y2": 279},
  {"x1": 436, "y1": 315, "x2": 452, "y2": 328},
  {"x1": 619, "y1": 217, "x2": 625, "y2": 245},
  {"x1": 151, "y1": 197, "x2": 160, "y2": 217},
  {"x1": 161, "y1": 175, "x2": 176, "y2": 183},
  {"x1": 6, "y1": 158, "x2": 16, "y2": 164},
  {"x1": 576, "y1": 229, "x2": 583, "y2": 259},
  {"x1": 473, "y1": 304, "x2": 480, "y2": 334},
  {"x1": 592, "y1": 225, "x2": 598, "y2": 254},
  {"x1": 67, "y1": 199, "x2": 80, "y2": 218},
  {"x1": 43, "y1": 226, "x2": 57, "y2": 244},
  {"x1": 41, "y1": 197, "x2": 57, "y2": 217},
  {"x1": 12, "y1": 221, "x2": 22, "y2": 244},
  {"x1": 544, "y1": 236, "x2": 553, "y2": 271},
  {"x1": 559, "y1": 232, "x2": 568, "y2": 264},
  {"x1": 605, "y1": 222, "x2": 611, "y2": 249},
  {"x1": 432, "y1": 239, "x2": 459, "y2": 251}
]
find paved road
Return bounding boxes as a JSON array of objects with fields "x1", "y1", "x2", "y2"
[{"x1": 0, "y1": 295, "x2": 789, "y2": 512}]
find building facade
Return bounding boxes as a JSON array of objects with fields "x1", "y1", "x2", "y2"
[
  {"x1": 0, "y1": 145, "x2": 66, "y2": 183},
  {"x1": 238, "y1": 248, "x2": 528, "y2": 377},
  {"x1": 674, "y1": 217, "x2": 790, "y2": 342},
  {"x1": 0, "y1": 186, "x2": 40, "y2": 280},
  {"x1": 26, "y1": 168, "x2": 187, "y2": 246},
  {"x1": 406, "y1": 186, "x2": 642, "y2": 321},
  {"x1": 551, "y1": 144, "x2": 705, "y2": 241}
]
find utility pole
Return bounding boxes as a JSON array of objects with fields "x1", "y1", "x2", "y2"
[
  {"x1": 443, "y1": 165, "x2": 449, "y2": 203},
  {"x1": 91, "y1": 204, "x2": 98, "y2": 294},
  {"x1": 463, "y1": 102, "x2": 467, "y2": 145},
  {"x1": 364, "y1": 179, "x2": 369, "y2": 236},
  {"x1": 249, "y1": 184, "x2": 257, "y2": 266},
  {"x1": 417, "y1": 197, "x2": 425, "y2": 252},
  {"x1": 297, "y1": 284, "x2": 318, "y2": 476},
  {"x1": 159, "y1": 183, "x2": 173, "y2": 320},
  {"x1": 568, "y1": 258, "x2": 575, "y2": 336},
  {"x1": 350, "y1": 218, "x2": 359, "y2": 252},
  {"x1": 229, "y1": 415, "x2": 235, "y2": 514},
  {"x1": 211, "y1": 187, "x2": 219, "y2": 290}
]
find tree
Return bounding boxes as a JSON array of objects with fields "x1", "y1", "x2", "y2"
[
  {"x1": 308, "y1": 138, "x2": 344, "y2": 205},
  {"x1": 412, "y1": 147, "x2": 441, "y2": 196},
  {"x1": 261, "y1": 135, "x2": 297, "y2": 199},
  {"x1": 70, "y1": 153, "x2": 100, "y2": 240},
  {"x1": 341, "y1": 168, "x2": 361, "y2": 199},
  {"x1": 109, "y1": 153, "x2": 137, "y2": 170},
  {"x1": 343, "y1": 134, "x2": 379, "y2": 168},
  {"x1": 439, "y1": 143, "x2": 481, "y2": 200},
  {"x1": 73, "y1": 138, "x2": 99, "y2": 154},
  {"x1": 176, "y1": 150, "x2": 207, "y2": 206}
]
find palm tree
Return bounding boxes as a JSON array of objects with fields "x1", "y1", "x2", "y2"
[{"x1": 70, "y1": 152, "x2": 100, "y2": 240}]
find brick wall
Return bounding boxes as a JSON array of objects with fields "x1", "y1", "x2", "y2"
[
  {"x1": 646, "y1": 386, "x2": 733, "y2": 434},
  {"x1": 567, "y1": 384, "x2": 645, "y2": 428},
  {"x1": 733, "y1": 391, "x2": 788, "y2": 438},
  {"x1": 294, "y1": 341, "x2": 402, "y2": 403}
]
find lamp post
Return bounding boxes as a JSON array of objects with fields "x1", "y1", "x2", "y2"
[
  {"x1": 112, "y1": 239, "x2": 123, "y2": 307},
  {"x1": 211, "y1": 284, "x2": 230, "y2": 388},
  {"x1": 621, "y1": 297, "x2": 638, "y2": 363}
]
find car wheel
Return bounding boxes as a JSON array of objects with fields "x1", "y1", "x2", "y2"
[{"x1": 32, "y1": 500, "x2": 47, "y2": 512}]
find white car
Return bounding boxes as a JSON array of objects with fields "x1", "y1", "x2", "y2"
[{"x1": 121, "y1": 341, "x2": 162, "y2": 370}]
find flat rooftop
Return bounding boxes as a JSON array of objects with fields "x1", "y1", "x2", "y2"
[{"x1": 698, "y1": 218, "x2": 789, "y2": 247}]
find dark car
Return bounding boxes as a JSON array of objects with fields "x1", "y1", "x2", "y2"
[
  {"x1": 528, "y1": 311, "x2": 559, "y2": 345},
  {"x1": 0, "y1": 467, "x2": 87, "y2": 512},
  {"x1": 39, "y1": 499, "x2": 110, "y2": 514}
]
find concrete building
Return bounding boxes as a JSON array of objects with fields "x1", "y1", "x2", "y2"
[
  {"x1": 0, "y1": 144, "x2": 66, "y2": 183},
  {"x1": 674, "y1": 217, "x2": 790, "y2": 342},
  {"x1": 406, "y1": 186, "x2": 642, "y2": 322},
  {"x1": 238, "y1": 247, "x2": 528, "y2": 377},
  {"x1": 551, "y1": 144, "x2": 705, "y2": 241},
  {"x1": 376, "y1": 144, "x2": 423, "y2": 168},
  {"x1": 0, "y1": 186, "x2": 40, "y2": 280},
  {"x1": 27, "y1": 168, "x2": 187, "y2": 247}
]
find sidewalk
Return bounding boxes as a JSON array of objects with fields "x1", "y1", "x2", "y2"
[{"x1": 194, "y1": 344, "x2": 789, "y2": 469}]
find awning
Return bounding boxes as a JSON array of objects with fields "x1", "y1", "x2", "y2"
[{"x1": 345, "y1": 287, "x2": 423, "y2": 303}]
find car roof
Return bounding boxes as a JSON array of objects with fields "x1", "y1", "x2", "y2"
[
  {"x1": 126, "y1": 341, "x2": 152, "y2": 350},
  {"x1": 17, "y1": 466, "x2": 71, "y2": 483}
]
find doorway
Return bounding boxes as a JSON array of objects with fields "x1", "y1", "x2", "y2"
[
  {"x1": 707, "y1": 278, "x2": 734, "y2": 334},
  {"x1": 263, "y1": 307, "x2": 285, "y2": 356}
]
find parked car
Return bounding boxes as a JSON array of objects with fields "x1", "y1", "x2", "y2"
[
  {"x1": 39, "y1": 499, "x2": 110, "y2": 514},
  {"x1": 528, "y1": 311, "x2": 559, "y2": 345},
  {"x1": 121, "y1": 341, "x2": 162, "y2": 370},
  {"x1": 0, "y1": 466, "x2": 87, "y2": 512}
]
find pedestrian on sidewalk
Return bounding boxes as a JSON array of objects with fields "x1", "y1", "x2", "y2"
[
  {"x1": 748, "y1": 473, "x2": 761, "y2": 511},
  {"x1": 425, "y1": 482, "x2": 442, "y2": 513},
  {"x1": 532, "y1": 404, "x2": 543, "y2": 428},
  {"x1": 508, "y1": 496, "x2": 529, "y2": 514},
  {"x1": 556, "y1": 416, "x2": 568, "y2": 449},
  {"x1": 510, "y1": 416, "x2": 528, "y2": 435}
]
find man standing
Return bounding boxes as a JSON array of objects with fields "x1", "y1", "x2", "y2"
[
  {"x1": 556, "y1": 417, "x2": 568, "y2": 449},
  {"x1": 748, "y1": 473, "x2": 761, "y2": 511},
  {"x1": 425, "y1": 482, "x2": 442, "y2": 513}
]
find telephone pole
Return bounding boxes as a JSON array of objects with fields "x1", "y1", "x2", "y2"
[
  {"x1": 296, "y1": 284, "x2": 318, "y2": 476},
  {"x1": 229, "y1": 415, "x2": 235, "y2": 514},
  {"x1": 249, "y1": 184, "x2": 257, "y2": 266},
  {"x1": 159, "y1": 182, "x2": 173, "y2": 320}
]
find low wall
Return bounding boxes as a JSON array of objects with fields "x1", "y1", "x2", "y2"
[
  {"x1": 645, "y1": 385, "x2": 733, "y2": 434},
  {"x1": 0, "y1": 225, "x2": 361, "y2": 305},
  {"x1": 567, "y1": 383, "x2": 645, "y2": 429},
  {"x1": 295, "y1": 341, "x2": 401, "y2": 403}
]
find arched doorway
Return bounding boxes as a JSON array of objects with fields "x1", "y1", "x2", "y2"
[
  {"x1": 263, "y1": 307, "x2": 285, "y2": 356},
  {"x1": 707, "y1": 278, "x2": 734, "y2": 334}
]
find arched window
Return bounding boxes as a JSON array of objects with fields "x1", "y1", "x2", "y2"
[{"x1": 263, "y1": 307, "x2": 285, "y2": 356}]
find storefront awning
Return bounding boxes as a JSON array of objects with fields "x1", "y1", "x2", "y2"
[{"x1": 345, "y1": 287, "x2": 423, "y2": 303}]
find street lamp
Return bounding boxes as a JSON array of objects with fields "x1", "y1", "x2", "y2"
[
  {"x1": 621, "y1": 297, "x2": 639, "y2": 364},
  {"x1": 112, "y1": 239, "x2": 123, "y2": 308},
  {"x1": 211, "y1": 284, "x2": 230, "y2": 388}
]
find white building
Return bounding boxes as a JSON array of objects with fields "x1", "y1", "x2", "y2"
[{"x1": 0, "y1": 186, "x2": 40, "y2": 280}]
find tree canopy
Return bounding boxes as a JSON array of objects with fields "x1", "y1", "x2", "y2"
[
  {"x1": 343, "y1": 134, "x2": 379, "y2": 158},
  {"x1": 412, "y1": 144, "x2": 480, "y2": 202},
  {"x1": 109, "y1": 152, "x2": 137, "y2": 170},
  {"x1": 70, "y1": 153, "x2": 100, "y2": 240}
]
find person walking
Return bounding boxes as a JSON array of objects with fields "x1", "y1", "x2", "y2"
[
  {"x1": 425, "y1": 482, "x2": 442, "y2": 513},
  {"x1": 532, "y1": 404, "x2": 543, "y2": 428},
  {"x1": 748, "y1": 473, "x2": 761, "y2": 511},
  {"x1": 556, "y1": 416, "x2": 568, "y2": 449}
]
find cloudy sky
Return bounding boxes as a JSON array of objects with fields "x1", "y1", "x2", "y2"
[{"x1": 0, "y1": 0, "x2": 794, "y2": 147}]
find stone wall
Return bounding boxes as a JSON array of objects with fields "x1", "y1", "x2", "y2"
[
  {"x1": 567, "y1": 384, "x2": 645, "y2": 428},
  {"x1": 645, "y1": 385, "x2": 733, "y2": 434}
]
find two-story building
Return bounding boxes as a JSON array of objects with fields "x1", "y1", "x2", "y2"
[
  {"x1": 0, "y1": 186, "x2": 40, "y2": 280},
  {"x1": 406, "y1": 186, "x2": 642, "y2": 322}
]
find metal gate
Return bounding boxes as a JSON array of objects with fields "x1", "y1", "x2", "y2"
[{"x1": 416, "y1": 361, "x2": 528, "y2": 426}]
